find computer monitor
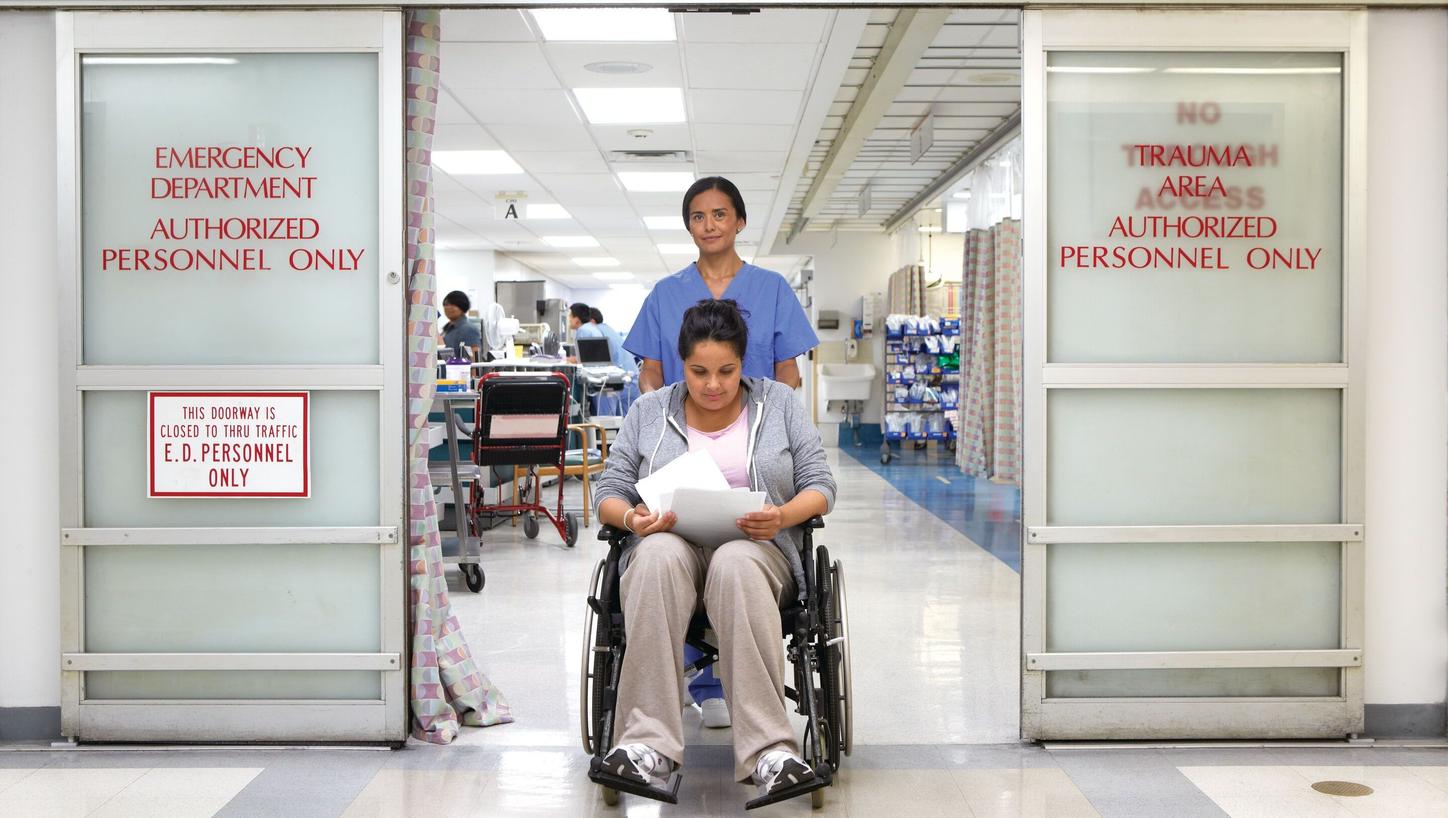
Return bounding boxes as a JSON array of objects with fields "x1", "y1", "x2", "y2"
[{"x1": 578, "y1": 338, "x2": 612, "y2": 366}]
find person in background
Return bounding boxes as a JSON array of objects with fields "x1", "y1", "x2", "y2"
[
  {"x1": 623, "y1": 176, "x2": 820, "y2": 729},
  {"x1": 589, "y1": 306, "x2": 641, "y2": 415},
  {"x1": 440, "y1": 290, "x2": 481, "y2": 360},
  {"x1": 589, "y1": 307, "x2": 639, "y2": 377},
  {"x1": 571, "y1": 302, "x2": 603, "y2": 342}
]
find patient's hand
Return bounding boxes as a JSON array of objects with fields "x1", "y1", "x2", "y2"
[
  {"x1": 629, "y1": 503, "x2": 677, "y2": 536},
  {"x1": 736, "y1": 504, "x2": 783, "y2": 541}
]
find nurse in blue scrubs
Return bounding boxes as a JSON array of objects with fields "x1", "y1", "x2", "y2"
[
  {"x1": 623, "y1": 176, "x2": 819, "y2": 727},
  {"x1": 625, "y1": 176, "x2": 817, "y2": 392}
]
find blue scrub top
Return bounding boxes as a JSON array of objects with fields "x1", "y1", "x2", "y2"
[{"x1": 624, "y1": 262, "x2": 818, "y2": 385}]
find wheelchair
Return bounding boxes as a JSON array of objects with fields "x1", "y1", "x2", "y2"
[{"x1": 580, "y1": 517, "x2": 853, "y2": 810}]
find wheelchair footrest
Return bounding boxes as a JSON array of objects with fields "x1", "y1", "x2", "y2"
[
  {"x1": 744, "y1": 770, "x2": 830, "y2": 811},
  {"x1": 588, "y1": 756, "x2": 682, "y2": 805}
]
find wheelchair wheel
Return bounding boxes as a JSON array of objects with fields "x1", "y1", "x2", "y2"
[
  {"x1": 523, "y1": 513, "x2": 540, "y2": 540},
  {"x1": 580, "y1": 558, "x2": 607, "y2": 754},
  {"x1": 602, "y1": 786, "x2": 618, "y2": 806},
  {"x1": 565, "y1": 512, "x2": 579, "y2": 547},
  {"x1": 814, "y1": 546, "x2": 845, "y2": 771},
  {"x1": 831, "y1": 558, "x2": 854, "y2": 756}
]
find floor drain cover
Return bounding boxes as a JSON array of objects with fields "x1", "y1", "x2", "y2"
[{"x1": 1312, "y1": 780, "x2": 1374, "y2": 797}]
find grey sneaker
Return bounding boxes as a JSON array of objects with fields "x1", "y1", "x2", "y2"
[{"x1": 700, "y1": 697, "x2": 731, "y2": 728}]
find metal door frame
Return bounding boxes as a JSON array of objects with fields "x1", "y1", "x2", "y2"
[
  {"x1": 1021, "y1": 8, "x2": 1368, "y2": 739},
  {"x1": 56, "y1": 9, "x2": 406, "y2": 741}
]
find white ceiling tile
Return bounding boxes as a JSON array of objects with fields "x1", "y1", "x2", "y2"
[
  {"x1": 628, "y1": 190, "x2": 689, "y2": 209},
  {"x1": 949, "y1": 8, "x2": 1020, "y2": 24},
  {"x1": 694, "y1": 151, "x2": 787, "y2": 173},
  {"x1": 441, "y1": 9, "x2": 537, "y2": 42},
  {"x1": 489, "y1": 123, "x2": 597, "y2": 152},
  {"x1": 690, "y1": 89, "x2": 803, "y2": 125},
  {"x1": 680, "y1": 10, "x2": 829, "y2": 44},
  {"x1": 533, "y1": 173, "x2": 624, "y2": 196},
  {"x1": 570, "y1": 207, "x2": 647, "y2": 233},
  {"x1": 685, "y1": 44, "x2": 816, "y2": 90},
  {"x1": 441, "y1": 42, "x2": 560, "y2": 90},
  {"x1": 693, "y1": 124, "x2": 794, "y2": 153},
  {"x1": 446, "y1": 88, "x2": 580, "y2": 126},
  {"x1": 859, "y1": 23, "x2": 890, "y2": 48},
  {"x1": 547, "y1": 42, "x2": 685, "y2": 88},
  {"x1": 590, "y1": 124, "x2": 693, "y2": 152},
  {"x1": 510, "y1": 151, "x2": 612, "y2": 174},
  {"x1": 452, "y1": 174, "x2": 538, "y2": 199},
  {"x1": 435, "y1": 90, "x2": 477, "y2": 125}
]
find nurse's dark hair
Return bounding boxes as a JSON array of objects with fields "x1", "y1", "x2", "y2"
[
  {"x1": 678, "y1": 298, "x2": 750, "y2": 362},
  {"x1": 443, "y1": 290, "x2": 470, "y2": 313},
  {"x1": 569, "y1": 302, "x2": 591, "y2": 322},
  {"x1": 681, "y1": 176, "x2": 747, "y2": 227}
]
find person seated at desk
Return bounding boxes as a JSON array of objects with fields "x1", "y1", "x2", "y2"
[
  {"x1": 439, "y1": 290, "x2": 481, "y2": 360},
  {"x1": 592, "y1": 298, "x2": 835, "y2": 803},
  {"x1": 570, "y1": 302, "x2": 603, "y2": 344}
]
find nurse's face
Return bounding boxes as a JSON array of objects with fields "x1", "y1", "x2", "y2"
[
  {"x1": 442, "y1": 303, "x2": 463, "y2": 322},
  {"x1": 686, "y1": 189, "x2": 744, "y2": 256},
  {"x1": 682, "y1": 339, "x2": 743, "y2": 411}
]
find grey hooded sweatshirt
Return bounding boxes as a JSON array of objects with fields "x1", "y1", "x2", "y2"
[{"x1": 592, "y1": 377, "x2": 837, "y2": 601}]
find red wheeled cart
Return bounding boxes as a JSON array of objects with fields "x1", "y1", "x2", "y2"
[{"x1": 468, "y1": 371, "x2": 581, "y2": 547}]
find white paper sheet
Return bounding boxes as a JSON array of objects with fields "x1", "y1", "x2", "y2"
[
  {"x1": 668, "y1": 487, "x2": 767, "y2": 547},
  {"x1": 634, "y1": 449, "x2": 730, "y2": 514}
]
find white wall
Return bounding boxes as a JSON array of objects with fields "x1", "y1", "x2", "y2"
[
  {"x1": 0, "y1": 11, "x2": 60, "y2": 711},
  {"x1": 777, "y1": 231, "x2": 896, "y2": 429},
  {"x1": 1363, "y1": 10, "x2": 1448, "y2": 708},
  {"x1": 434, "y1": 248, "x2": 494, "y2": 319},
  {"x1": 566, "y1": 287, "x2": 645, "y2": 337}
]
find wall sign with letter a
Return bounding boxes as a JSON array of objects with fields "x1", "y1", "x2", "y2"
[{"x1": 148, "y1": 391, "x2": 310, "y2": 498}]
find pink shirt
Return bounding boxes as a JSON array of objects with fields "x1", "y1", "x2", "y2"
[{"x1": 687, "y1": 407, "x2": 752, "y2": 489}]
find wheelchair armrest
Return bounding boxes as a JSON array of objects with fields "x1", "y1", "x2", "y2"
[
  {"x1": 597, "y1": 524, "x2": 629, "y2": 545},
  {"x1": 803, "y1": 515, "x2": 825, "y2": 530}
]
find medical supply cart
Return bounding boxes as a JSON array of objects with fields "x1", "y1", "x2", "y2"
[{"x1": 880, "y1": 315, "x2": 960, "y2": 464}]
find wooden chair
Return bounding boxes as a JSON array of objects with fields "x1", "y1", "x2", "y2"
[{"x1": 513, "y1": 422, "x2": 609, "y2": 527}]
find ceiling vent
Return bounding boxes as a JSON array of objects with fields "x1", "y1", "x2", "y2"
[{"x1": 608, "y1": 149, "x2": 694, "y2": 163}]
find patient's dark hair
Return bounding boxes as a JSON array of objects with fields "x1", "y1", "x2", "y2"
[{"x1": 678, "y1": 298, "x2": 750, "y2": 362}]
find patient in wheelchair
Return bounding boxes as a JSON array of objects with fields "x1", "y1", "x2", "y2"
[{"x1": 592, "y1": 298, "x2": 837, "y2": 802}]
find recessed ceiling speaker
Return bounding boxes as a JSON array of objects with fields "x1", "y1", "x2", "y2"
[{"x1": 585, "y1": 61, "x2": 653, "y2": 75}]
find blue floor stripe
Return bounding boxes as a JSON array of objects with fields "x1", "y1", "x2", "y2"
[{"x1": 838, "y1": 442, "x2": 1022, "y2": 572}]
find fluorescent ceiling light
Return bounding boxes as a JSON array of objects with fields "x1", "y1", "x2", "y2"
[
  {"x1": 573, "y1": 257, "x2": 621, "y2": 268},
  {"x1": 84, "y1": 56, "x2": 238, "y2": 65},
  {"x1": 1046, "y1": 66, "x2": 1156, "y2": 74},
  {"x1": 1163, "y1": 67, "x2": 1341, "y2": 75},
  {"x1": 530, "y1": 9, "x2": 675, "y2": 42},
  {"x1": 432, "y1": 150, "x2": 522, "y2": 175},
  {"x1": 619, "y1": 171, "x2": 696, "y2": 193},
  {"x1": 543, "y1": 236, "x2": 599, "y2": 248},
  {"x1": 528, "y1": 204, "x2": 570, "y2": 220},
  {"x1": 918, "y1": 226, "x2": 943, "y2": 234},
  {"x1": 593, "y1": 272, "x2": 635, "y2": 281},
  {"x1": 643, "y1": 215, "x2": 684, "y2": 230},
  {"x1": 657, "y1": 243, "x2": 697, "y2": 255},
  {"x1": 574, "y1": 88, "x2": 685, "y2": 125},
  {"x1": 952, "y1": 190, "x2": 972, "y2": 200}
]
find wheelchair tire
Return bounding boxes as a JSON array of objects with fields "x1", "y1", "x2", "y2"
[
  {"x1": 581, "y1": 558, "x2": 611, "y2": 755},
  {"x1": 565, "y1": 512, "x2": 580, "y2": 547},
  {"x1": 462, "y1": 563, "x2": 484, "y2": 593},
  {"x1": 602, "y1": 786, "x2": 619, "y2": 806},
  {"x1": 523, "y1": 513, "x2": 540, "y2": 540},
  {"x1": 815, "y1": 546, "x2": 845, "y2": 772},
  {"x1": 832, "y1": 559, "x2": 854, "y2": 756}
]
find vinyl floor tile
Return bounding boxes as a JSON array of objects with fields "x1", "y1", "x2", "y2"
[{"x1": 0, "y1": 767, "x2": 148, "y2": 817}]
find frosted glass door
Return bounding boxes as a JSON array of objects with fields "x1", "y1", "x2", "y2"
[
  {"x1": 58, "y1": 11, "x2": 404, "y2": 743},
  {"x1": 1022, "y1": 9, "x2": 1365, "y2": 740}
]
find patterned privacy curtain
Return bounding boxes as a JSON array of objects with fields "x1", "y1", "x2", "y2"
[
  {"x1": 405, "y1": 9, "x2": 512, "y2": 743},
  {"x1": 957, "y1": 218, "x2": 1022, "y2": 485},
  {"x1": 887, "y1": 264, "x2": 927, "y2": 315}
]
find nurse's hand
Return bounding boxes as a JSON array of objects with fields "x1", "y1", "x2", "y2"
[
  {"x1": 627, "y1": 503, "x2": 676, "y2": 536},
  {"x1": 737, "y1": 504, "x2": 783, "y2": 541}
]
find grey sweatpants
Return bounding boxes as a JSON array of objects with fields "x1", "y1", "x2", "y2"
[{"x1": 613, "y1": 532, "x2": 798, "y2": 782}]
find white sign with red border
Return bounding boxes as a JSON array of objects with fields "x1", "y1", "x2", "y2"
[{"x1": 148, "y1": 391, "x2": 310, "y2": 498}]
